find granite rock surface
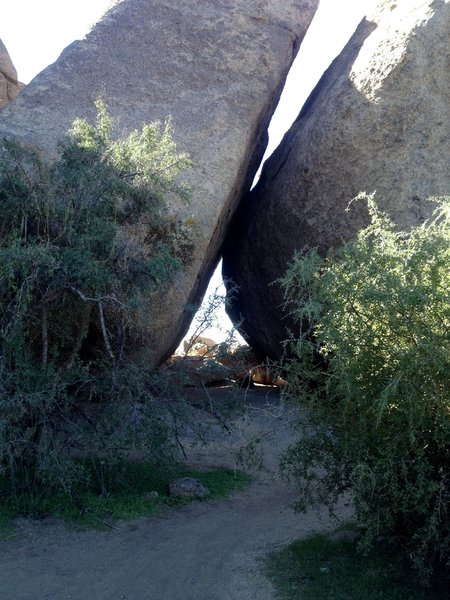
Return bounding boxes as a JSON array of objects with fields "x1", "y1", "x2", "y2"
[
  {"x1": 0, "y1": 0, "x2": 319, "y2": 365},
  {"x1": 0, "y1": 39, "x2": 22, "y2": 108},
  {"x1": 222, "y1": 0, "x2": 450, "y2": 358}
]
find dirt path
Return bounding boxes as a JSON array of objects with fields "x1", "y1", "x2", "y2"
[{"x1": 0, "y1": 388, "x2": 353, "y2": 600}]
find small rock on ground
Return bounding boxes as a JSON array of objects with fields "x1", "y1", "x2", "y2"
[{"x1": 168, "y1": 477, "x2": 209, "y2": 498}]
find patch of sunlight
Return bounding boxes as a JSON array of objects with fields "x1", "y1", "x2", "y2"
[{"x1": 175, "y1": 260, "x2": 246, "y2": 354}]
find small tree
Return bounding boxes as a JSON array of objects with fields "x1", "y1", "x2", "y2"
[
  {"x1": 280, "y1": 194, "x2": 450, "y2": 583},
  {"x1": 0, "y1": 101, "x2": 194, "y2": 503}
]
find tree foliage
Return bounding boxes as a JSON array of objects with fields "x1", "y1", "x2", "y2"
[
  {"x1": 0, "y1": 101, "x2": 194, "y2": 504},
  {"x1": 280, "y1": 194, "x2": 450, "y2": 583}
]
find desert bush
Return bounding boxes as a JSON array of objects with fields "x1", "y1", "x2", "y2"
[
  {"x1": 280, "y1": 194, "x2": 450, "y2": 583},
  {"x1": 0, "y1": 100, "x2": 194, "y2": 506}
]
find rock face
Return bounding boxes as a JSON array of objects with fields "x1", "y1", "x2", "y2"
[
  {"x1": 0, "y1": 0, "x2": 318, "y2": 366},
  {"x1": 222, "y1": 0, "x2": 450, "y2": 359},
  {"x1": 0, "y1": 39, "x2": 22, "y2": 107}
]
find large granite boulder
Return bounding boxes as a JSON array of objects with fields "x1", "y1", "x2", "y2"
[
  {"x1": 0, "y1": 0, "x2": 319, "y2": 366},
  {"x1": 0, "y1": 39, "x2": 22, "y2": 107},
  {"x1": 222, "y1": 0, "x2": 450, "y2": 359}
]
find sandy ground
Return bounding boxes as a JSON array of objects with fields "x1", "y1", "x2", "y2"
[{"x1": 0, "y1": 387, "x2": 353, "y2": 600}]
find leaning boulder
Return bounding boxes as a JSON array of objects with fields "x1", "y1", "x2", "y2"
[
  {"x1": 222, "y1": 0, "x2": 450, "y2": 359},
  {"x1": 0, "y1": 0, "x2": 319, "y2": 366},
  {"x1": 0, "y1": 39, "x2": 22, "y2": 107}
]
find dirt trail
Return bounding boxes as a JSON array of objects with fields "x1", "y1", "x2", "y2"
[{"x1": 0, "y1": 388, "x2": 353, "y2": 600}]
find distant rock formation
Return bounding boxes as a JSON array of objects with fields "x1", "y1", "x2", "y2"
[
  {"x1": 222, "y1": 0, "x2": 450, "y2": 359},
  {"x1": 0, "y1": 39, "x2": 22, "y2": 107},
  {"x1": 0, "y1": 0, "x2": 319, "y2": 366}
]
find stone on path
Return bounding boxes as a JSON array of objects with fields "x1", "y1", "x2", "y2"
[{"x1": 168, "y1": 477, "x2": 209, "y2": 498}]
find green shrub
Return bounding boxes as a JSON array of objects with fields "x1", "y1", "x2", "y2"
[
  {"x1": 265, "y1": 525, "x2": 447, "y2": 600},
  {"x1": 280, "y1": 194, "x2": 450, "y2": 583},
  {"x1": 0, "y1": 462, "x2": 251, "y2": 529},
  {"x1": 0, "y1": 100, "x2": 194, "y2": 505}
]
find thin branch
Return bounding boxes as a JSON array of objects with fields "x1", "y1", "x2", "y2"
[
  {"x1": 175, "y1": 435, "x2": 188, "y2": 461},
  {"x1": 98, "y1": 301, "x2": 115, "y2": 364},
  {"x1": 98, "y1": 300, "x2": 117, "y2": 390},
  {"x1": 68, "y1": 286, "x2": 124, "y2": 308},
  {"x1": 41, "y1": 305, "x2": 48, "y2": 369},
  {"x1": 201, "y1": 381, "x2": 231, "y2": 434}
]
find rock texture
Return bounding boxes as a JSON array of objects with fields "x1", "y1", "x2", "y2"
[
  {"x1": 0, "y1": 39, "x2": 22, "y2": 108},
  {"x1": 168, "y1": 477, "x2": 209, "y2": 498},
  {"x1": 222, "y1": 0, "x2": 450, "y2": 359},
  {"x1": 0, "y1": 0, "x2": 319, "y2": 365}
]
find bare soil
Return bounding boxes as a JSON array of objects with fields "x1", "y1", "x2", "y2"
[{"x1": 0, "y1": 387, "x2": 353, "y2": 600}]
